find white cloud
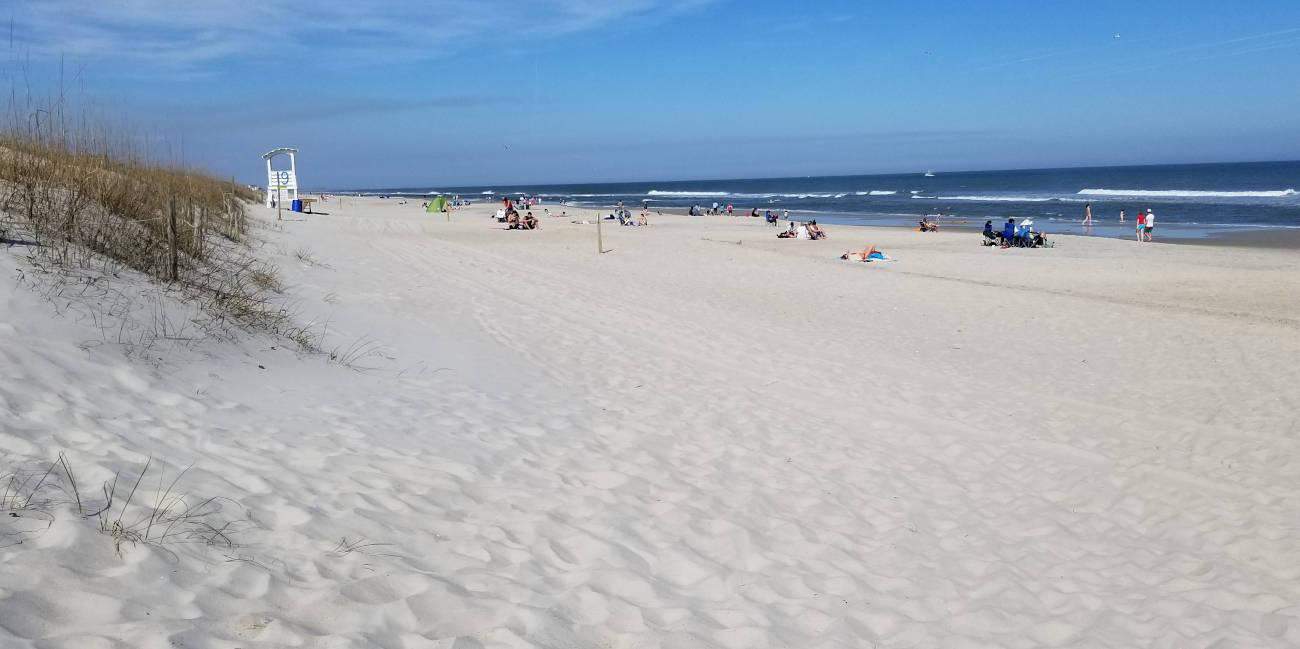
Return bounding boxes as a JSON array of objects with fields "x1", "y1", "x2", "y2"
[{"x1": 6, "y1": 0, "x2": 716, "y2": 70}]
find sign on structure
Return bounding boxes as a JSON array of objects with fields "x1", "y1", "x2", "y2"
[{"x1": 262, "y1": 147, "x2": 300, "y2": 208}]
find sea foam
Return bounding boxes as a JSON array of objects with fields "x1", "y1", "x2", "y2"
[
  {"x1": 647, "y1": 190, "x2": 730, "y2": 197},
  {"x1": 913, "y1": 195, "x2": 1054, "y2": 202},
  {"x1": 1078, "y1": 188, "x2": 1297, "y2": 198}
]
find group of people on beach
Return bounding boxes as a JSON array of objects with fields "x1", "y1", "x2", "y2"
[
  {"x1": 984, "y1": 218, "x2": 1048, "y2": 248},
  {"x1": 687, "y1": 202, "x2": 740, "y2": 216},
  {"x1": 496, "y1": 197, "x2": 539, "y2": 230},
  {"x1": 777, "y1": 220, "x2": 827, "y2": 240},
  {"x1": 1086, "y1": 203, "x2": 1157, "y2": 241},
  {"x1": 611, "y1": 207, "x2": 649, "y2": 227},
  {"x1": 1131, "y1": 209, "x2": 1156, "y2": 242}
]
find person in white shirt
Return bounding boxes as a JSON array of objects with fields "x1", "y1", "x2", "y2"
[{"x1": 1143, "y1": 209, "x2": 1155, "y2": 241}]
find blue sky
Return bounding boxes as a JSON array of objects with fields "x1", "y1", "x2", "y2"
[{"x1": 6, "y1": 0, "x2": 1300, "y2": 187}]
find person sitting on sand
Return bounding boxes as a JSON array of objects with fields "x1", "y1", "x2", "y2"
[
  {"x1": 1013, "y1": 218, "x2": 1033, "y2": 247},
  {"x1": 506, "y1": 211, "x2": 520, "y2": 228},
  {"x1": 807, "y1": 220, "x2": 827, "y2": 240},
  {"x1": 522, "y1": 211, "x2": 538, "y2": 230},
  {"x1": 777, "y1": 222, "x2": 798, "y2": 238},
  {"x1": 841, "y1": 245, "x2": 886, "y2": 262},
  {"x1": 637, "y1": 211, "x2": 649, "y2": 226},
  {"x1": 918, "y1": 216, "x2": 938, "y2": 232},
  {"x1": 982, "y1": 220, "x2": 998, "y2": 245},
  {"x1": 1001, "y1": 218, "x2": 1016, "y2": 246},
  {"x1": 750, "y1": 207, "x2": 760, "y2": 218}
]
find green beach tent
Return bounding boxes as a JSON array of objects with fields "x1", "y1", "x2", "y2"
[{"x1": 426, "y1": 195, "x2": 449, "y2": 213}]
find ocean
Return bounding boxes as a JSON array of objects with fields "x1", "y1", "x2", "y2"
[{"x1": 343, "y1": 160, "x2": 1300, "y2": 239}]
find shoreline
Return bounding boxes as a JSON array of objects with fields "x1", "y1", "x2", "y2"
[
  {"x1": 577, "y1": 203, "x2": 1300, "y2": 250},
  {"x1": 1165, "y1": 226, "x2": 1300, "y2": 249}
]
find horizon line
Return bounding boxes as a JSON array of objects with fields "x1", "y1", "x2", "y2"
[{"x1": 318, "y1": 157, "x2": 1300, "y2": 193}]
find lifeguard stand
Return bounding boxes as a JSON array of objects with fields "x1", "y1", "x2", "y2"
[{"x1": 262, "y1": 147, "x2": 299, "y2": 208}]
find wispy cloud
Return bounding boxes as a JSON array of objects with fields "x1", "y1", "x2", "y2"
[
  {"x1": 161, "y1": 95, "x2": 506, "y2": 129},
  {"x1": 5, "y1": 0, "x2": 717, "y2": 72},
  {"x1": 961, "y1": 26, "x2": 1300, "y2": 80}
]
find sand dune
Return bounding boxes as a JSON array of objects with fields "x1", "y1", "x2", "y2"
[{"x1": 2, "y1": 198, "x2": 1297, "y2": 648}]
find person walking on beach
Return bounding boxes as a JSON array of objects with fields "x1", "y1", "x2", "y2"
[
  {"x1": 1135, "y1": 210, "x2": 1146, "y2": 241},
  {"x1": 1082, "y1": 202, "x2": 1093, "y2": 225},
  {"x1": 726, "y1": 203, "x2": 734, "y2": 216},
  {"x1": 1143, "y1": 209, "x2": 1155, "y2": 241}
]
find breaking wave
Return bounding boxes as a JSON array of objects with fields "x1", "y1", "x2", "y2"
[
  {"x1": 646, "y1": 190, "x2": 730, "y2": 197},
  {"x1": 913, "y1": 195, "x2": 1054, "y2": 202},
  {"x1": 1078, "y1": 188, "x2": 1297, "y2": 198}
]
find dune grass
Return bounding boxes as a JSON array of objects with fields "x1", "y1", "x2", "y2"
[
  {"x1": 2, "y1": 453, "x2": 246, "y2": 557},
  {"x1": 0, "y1": 97, "x2": 304, "y2": 340}
]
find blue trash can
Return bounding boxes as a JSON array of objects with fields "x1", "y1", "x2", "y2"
[{"x1": 291, "y1": 199, "x2": 302, "y2": 212}]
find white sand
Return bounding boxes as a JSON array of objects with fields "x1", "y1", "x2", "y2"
[{"x1": 2, "y1": 197, "x2": 1298, "y2": 648}]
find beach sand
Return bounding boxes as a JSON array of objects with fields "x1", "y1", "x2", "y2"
[{"x1": 2, "y1": 197, "x2": 1298, "y2": 648}]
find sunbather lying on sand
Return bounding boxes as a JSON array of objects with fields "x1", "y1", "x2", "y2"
[{"x1": 840, "y1": 245, "x2": 887, "y2": 262}]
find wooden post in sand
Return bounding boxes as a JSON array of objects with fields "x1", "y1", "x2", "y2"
[
  {"x1": 596, "y1": 208, "x2": 604, "y2": 254},
  {"x1": 167, "y1": 197, "x2": 179, "y2": 281},
  {"x1": 189, "y1": 202, "x2": 197, "y2": 257},
  {"x1": 195, "y1": 205, "x2": 206, "y2": 258},
  {"x1": 223, "y1": 192, "x2": 234, "y2": 240}
]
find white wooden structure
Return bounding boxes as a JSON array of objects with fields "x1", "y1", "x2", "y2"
[{"x1": 262, "y1": 147, "x2": 300, "y2": 208}]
